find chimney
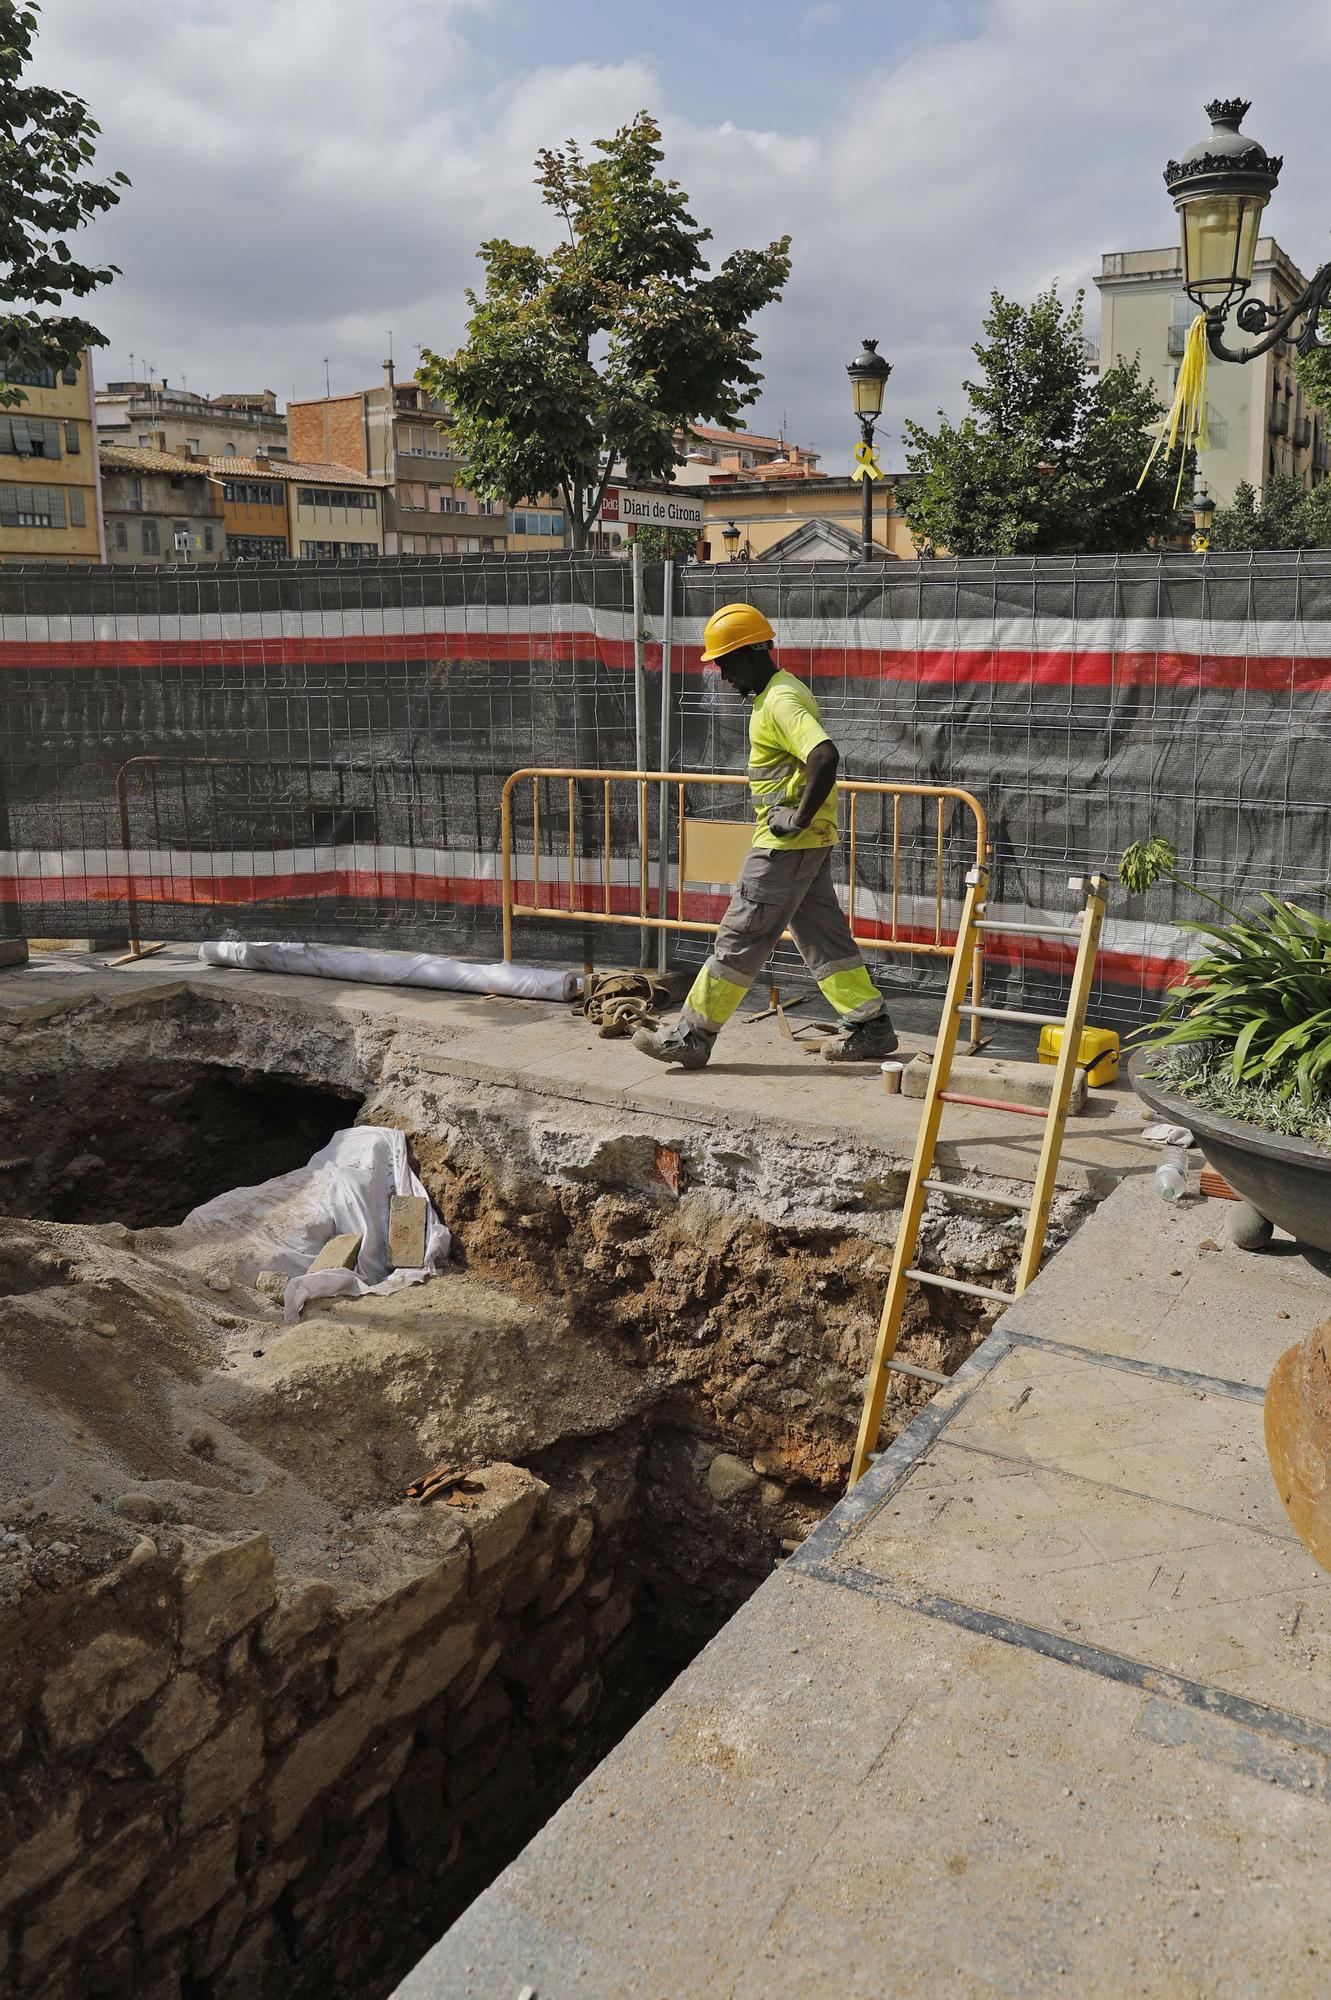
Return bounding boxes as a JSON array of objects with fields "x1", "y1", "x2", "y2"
[{"x1": 383, "y1": 356, "x2": 395, "y2": 394}]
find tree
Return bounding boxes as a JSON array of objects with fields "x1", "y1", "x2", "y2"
[
  {"x1": 1, "y1": 2, "x2": 128, "y2": 406},
  {"x1": 1208, "y1": 471, "x2": 1331, "y2": 551},
  {"x1": 901, "y1": 288, "x2": 1185, "y2": 556},
  {"x1": 418, "y1": 112, "x2": 791, "y2": 548},
  {"x1": 1295, "y1": 310, "x2": 1331, "y2": 412}
]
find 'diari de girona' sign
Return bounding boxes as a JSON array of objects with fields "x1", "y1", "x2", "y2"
[{"x1": 600, "y1": 485, "x2": 705, "y2": 530}]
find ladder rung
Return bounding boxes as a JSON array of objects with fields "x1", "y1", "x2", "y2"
[
  {"x1": 954, "y1": 1004, "x2": 1066, "y2": 1027},
  {"x1": 883, "y1": 1358, "x2": 949, "y2": 1387},
  {"x1": 906, "y1": 1267, "x2": 1014, "y2": 1305},
  {"x1": 938, "y1": 1091, "x2": 1049, "y2": 1118},
  {"x1": 976, "y1": 920, "x2": 1082, "y2": 939},
  {"x1": 922, "y1": 1177, "x2": 1030, "y2": 1213}
]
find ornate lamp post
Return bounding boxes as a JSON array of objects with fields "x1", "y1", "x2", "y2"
[
  {"x1": 846, "y1": 336, "x2": 892, "y2": 558},
  {"x1": 1165, "y1": 99, "x2": 1331, "y2": 362},
  {"x1": 721, "y1": 519, "x2": 740, "y2": 561},
  {"x1": 1190, "y1": 479, "x2": 1215, "y2": 553}
]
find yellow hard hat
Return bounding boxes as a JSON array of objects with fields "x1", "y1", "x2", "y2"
[{"x1": 700, "y1": 601, "x2": 776, "y2": 663}]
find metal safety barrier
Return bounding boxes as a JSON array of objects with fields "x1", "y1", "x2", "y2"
[{"x1": 499, "y1": 766, "x2": 988, "y2": 1019}]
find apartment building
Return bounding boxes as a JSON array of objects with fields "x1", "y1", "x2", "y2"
[
  {"x1": 99, "y1": 444, "x2": 226, "y2": 564},
  {"x1": 287, "y1": 369, "x2": 506, "y2": 555},
  {"x1": 96, "y1": 381, "x2": 288, "y2": 461},
  {"x1": 0, "y1": 351, "x2": 103, "y2": 565},
  {"x1": 1096, "y1": 238, "x2": 1329, "y2": 505},
  {"x1": 215, "y1": 466, "x2": 290, "y2": 560},
  {"x1": 207, "y1": 456, "x2": 388, "y2": 558},
  {"x1": 699, "y1": 471, "x2": 913, "y2": 561},
  {"x1": 674, "y1": 425, "x2": 821, "y2": 485}
]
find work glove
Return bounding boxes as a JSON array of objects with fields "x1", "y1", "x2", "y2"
[{"x1": 765, "y1": 806, "x2": 804, "y2": 839}]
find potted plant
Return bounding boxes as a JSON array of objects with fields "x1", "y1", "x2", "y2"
[{"x1": 1118, "y1": 837, "x2": 1331, "y2": 1253}]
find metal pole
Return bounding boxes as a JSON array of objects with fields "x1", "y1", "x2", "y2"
[
  {"x1": 860, "y1": 417, "x2": 874, "y2": 559},
  {"x1": 656, "y1": 556, "x2": 674, "y2": 975},
  {"x1": 632, "y1": 537, "x2": 651, "y2": 966}
]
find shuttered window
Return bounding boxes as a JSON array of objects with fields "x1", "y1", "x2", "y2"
[{"x1": 0, "y1": 483, "x2": 67, "y2": 526}]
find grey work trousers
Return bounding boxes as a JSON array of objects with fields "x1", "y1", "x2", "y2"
[{"x1": 679, "y1": 843, "x2": 886, "y2": 1040}]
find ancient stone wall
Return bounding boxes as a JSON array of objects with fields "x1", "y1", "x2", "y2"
[{"x1": 1, "y1": 1452, "x2": 638, "y2": 1999}]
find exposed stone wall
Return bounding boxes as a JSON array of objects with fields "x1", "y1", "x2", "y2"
[{"x1": 1, "y1": 1452, "x2": 639, "y2": 1999}]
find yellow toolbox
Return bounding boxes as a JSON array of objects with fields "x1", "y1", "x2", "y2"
[{"x1": 1037, "y1": 1023, "x2": 1120, "y2": 1087}]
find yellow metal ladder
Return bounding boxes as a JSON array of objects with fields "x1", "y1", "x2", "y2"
[{"x1": 847, "y1": 864, "x2": 1108, "y2": 1489}]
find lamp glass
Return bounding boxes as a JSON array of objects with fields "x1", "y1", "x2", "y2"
[
  {"x1": 721, "y1": 521, "x2": 740, "y2": 553},
  {"x1": 1181, "y1": 193, "x2": 1266, "y2": 300},
  {"x1": 850, "y1": 368, "x2": 886, "y2": 419},
  {"x1": 1193, "y1": 491, "x2": 1216, "y2": 530}
]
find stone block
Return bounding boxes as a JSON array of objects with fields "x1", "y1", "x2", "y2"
[
  {"x1": 0, "y1": 1793, "x2": 84, "y2": 1913},
  {"x1": 557, "y1": 1673, "x2": 603, "y2": 1728},
  {"x1": 255, "y1": 1270, "x2": 288, "y2": 1307},
  {"x1": 307, "y1": 1231, "x2": 362, "y2": 1274},
  {"x1": 332, "y1": 1534, "x2": 469, "y2": 1695},
  {"x1": 465, "y1": 1464, "x2": 548, "y2": 1580},
  {"x1": 706, "y1": 1452, "x2": 762, "y2": 1503},
  {"x1": 501, "y1": 1609, "x2": 586, "y2": 1717},
  {"x1": 389, "y1": 1751, "x2": 446, "y2": 1864},
  {"x1": 179, "y1": 1534, "x2": 276, "y2": 1665},
  {"x1": 589, "y1": 1587, "x2": 634, "y2": 1650},
  {"x1": 387, "y1": 1193, "x2": 429, "y2": 1271},
  {"x1": 501, "y1": 1545, "x2": 554, "y2": 1614},
  {"x1": 447, "y1": 1639, "x2": 503, "y2": 1712},
  {"x1": 208, "y1": 1916, "x2": 278, "y2": 2000},
  {"x1": 179, "y1": 1704, "x2": 264, "y2": 1833},
  {"x1": 564, "y1": 1513, "x2": 595, "y2": 1561},
  {"x1": 265, "y1": 1667, "x2": 395, "y2": 1845},
  {"x1": 446, "y1": 1677, "x2": 511, "y2": 1754},
  {"x1": 444, "y1": 1721, "x2": 508, "y2": 1805},
  {"x1": 19, "y1": 1813, "x2": 162, "y2": 1977},
  {"x1": 288, "y1": 1806, "x2": 388, "y2": 1926},
  {"x1": 260, "y1": 1580, "x2": 338, "y2": 1662},
  {"x1": 134, "y1": 1672, "x2": 221, "y2": 1777},
  {"x1": 190, "y1": 1887, "x2": 246, "y2": 1981},
  {"x1": 140, "y1": 1821, "x2": 238, "y2": 1944},
  {"x1": 0, "y1": 938, "x2": 29, "y2": 968},
  {"x1": 340, "y1": 1731, "x2": 414, "y2": 1821},
  {"x1": 42, "y1": 1630, "x2": 172, "y2": 1751},
  {"x1": 535, "y1": 1559, "x2": 588, "y2": 1619},
  {"x1": 901, "y1": 1050, "x2": 1087, "y2": 1113},
  {"x1": 384, "y1": 1620, "x2": 482, "y2": 1721}
]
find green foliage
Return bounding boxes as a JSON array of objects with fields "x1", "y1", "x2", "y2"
[
  {"x1": 1295, "y1": 308, "x2": 1331, "y2": 412},
  {"x1": 1122, "y1": 830, "x2": 1331, "y2": 1108},
  {"x1": 901, "y1": 289, "x2": 1184, "y2": 556},
  {"x1": 418, "y1": 112, "x2": 791, "y2": 547},
  {"x1": 1208, "y1": 473, "x2": 1331, "y2": 551},
  {"x1": 631, "y1": 524, "x2": 696, "y2": 562},
  {"x1": 0, "y1": 1, "x2": 128, "y2": 405}
]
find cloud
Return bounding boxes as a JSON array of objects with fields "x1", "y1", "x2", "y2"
[{"x1": 29, "y1": 0, "x2": 1331, "y2": 463}]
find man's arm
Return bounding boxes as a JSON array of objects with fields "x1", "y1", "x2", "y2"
[{"x1": 768, "y1": 739, "x2": 839, "y2": 836}]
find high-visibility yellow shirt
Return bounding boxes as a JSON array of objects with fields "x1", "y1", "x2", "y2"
[{"x1": 748, "y1": 669, "x2": 838, "y2": 851}]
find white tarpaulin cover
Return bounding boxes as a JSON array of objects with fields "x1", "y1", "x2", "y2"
[
  {"x1": 198, "y1": 938, "x2": 578, "y2": 1002},
  {"x1": 175, "y1": 1124, "x2": 451, "y2": 1322}
]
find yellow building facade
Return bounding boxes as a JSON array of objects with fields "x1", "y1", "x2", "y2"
[
  {"x1": 0, "y1": 352, "x2": 103, "y2": 565},
  {"x1": 700, "y1": 475, "x2": 915, "y2": 562}
]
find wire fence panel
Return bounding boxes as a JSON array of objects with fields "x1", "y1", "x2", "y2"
[{"x1": 3, "y1": 549, "x2": 1330, "y2": 1028}]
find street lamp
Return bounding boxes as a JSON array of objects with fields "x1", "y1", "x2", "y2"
[
  {"x1": 846, "y1": 336, "x2": 891, "y2": 559},
  {"x1": 1191, "y1": 479, "x2": 1215, "y2": 553},
  {"x1": 721, "y1": 519, "x2": 740, "y2": 560},
  {"x1": 1164, "y1": 99, "x2": 1331, "y2": 362}
]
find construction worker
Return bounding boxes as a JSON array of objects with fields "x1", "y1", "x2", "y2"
[{"x1": 634, "y1": 602, "x2": 898, "y2": 1071}]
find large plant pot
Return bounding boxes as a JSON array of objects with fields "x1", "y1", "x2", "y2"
[
  {"x1": 1266, "y1": 1322, "x2": 1331, "y2": 1572},
  {"x1": 1129, "y1": 1051, "x2": 1331, "y2": 1254}
]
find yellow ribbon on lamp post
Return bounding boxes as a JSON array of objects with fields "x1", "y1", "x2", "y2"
[
  {"x1": 1138, "y1": 313, "x2": 1212, "y2": 505},
  {"x1": 851, "y1": 439, "x2": 885, "y2": 481}
]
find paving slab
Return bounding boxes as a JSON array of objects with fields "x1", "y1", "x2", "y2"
[{"x1": 396, "y1": 1178, "x2": 1331, "y2": 2000}]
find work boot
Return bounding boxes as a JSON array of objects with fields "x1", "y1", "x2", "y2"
[
  {"x1": 631, "y1": 1023, "x2": 712, "y2": 1070},
  {"x1": 822, "y1": 1013, "x2": 899, "y2": 1064}
]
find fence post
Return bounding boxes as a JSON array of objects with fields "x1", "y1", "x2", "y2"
[
  {"x1": 0, "y1": 774, "x2": 27, "y2": 966},
  {"x1": 656, "y1": 557, "x2": 674, "y2": 975},
  {"x1": 632, "y1": 538, "x2": 651, "y2": 966}
]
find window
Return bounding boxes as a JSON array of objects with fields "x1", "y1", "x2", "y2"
[
  {"x1": 1, "y1": 365, "x2": 56, "y2": 389},
  {"x1": 203, "y1": 525, "x2": 215, "y2": 553},
  {"x1": 142, "y1": 519, "x2": 160, "y2": 555},
  {"x1": 1, "y1": 414, "x2": 62, "y2": 458},
  {"x1": 299, "y1": 539, "x2": 376, "y2": 559},
  {"x1": 400, "y1": 481, "x2": 426, "y2": 511},
  {"x1": 186, "y1": 438, "x2": 200, "y2": 454},
  {"x1": 69, "y1": 489, "x2": 86, "y2": 528},
  {"x1": 61, "y1": 364, "x2": 78, "y2": 386},
  {"x1": 225, "y1": 442, "x2": 237, "y2": 456},
  {"x1": 298, "y1": 485, "x2": 374, "y2": 509},
  {"x1": 0, "y1": 483, "x2": 66, "y2": 527},
  {"x1": 114, "y1": 520, "x2": 128, "y2": 550},
  {"x1": 64, "y1": 422, "x2": 81, "y2": 454},
  {"x1": 229, "y1": 534, "x2": 286, "y2": 560}
]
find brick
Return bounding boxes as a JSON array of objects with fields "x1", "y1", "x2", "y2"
[
  {"x1": 19, "y1": 1813, "x2": 162, "y2": 1977},
  {"x1": 332, "y1": 1535, "x2": 469, "y2": 1695},
  {"x1": 466, "y1": 1465, "x2": 547, "y2": 1579},
  {"x1": 901, "y1": 1049, "x2": 1087, "y2": 1112},
  {"x1": 140, "y1": 1821, "x2": 237, "y2": 1944},
  {"x1": 0, "y1": 1792, "x2": 84, "y2": 1913},
  {"x1": 179, "y1": 1704, "x2": 263, "y2": 1833},
  {"x1": 42, "y1": 1631, "x2": 171, "y2": 1751},
  {"x1": 307, "y1": 1231, "x2": 362, "y2": 1274},
  {"x1": 180, "y1": 1535, "x2": 276, "y2": 1664},
  {"x1": 134, "y1": 1672, "x2": 221, "y2": 1777},
  {"x1": 387, "y1": 1193, "x2": 428, "y2": 1270}
]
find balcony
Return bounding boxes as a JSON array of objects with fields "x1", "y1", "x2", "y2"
[{"x1": 1269, "y1": 408, "x2": 1289, "y2": 438}]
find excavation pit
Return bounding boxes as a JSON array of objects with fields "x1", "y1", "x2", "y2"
[{"x1": 0, "y1": 971, "x2": 1113, "y2": 1998}]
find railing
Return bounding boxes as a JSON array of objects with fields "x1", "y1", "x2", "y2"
[{"x1": 500, "y1": 766, "x2": 988, "y2": 1025}]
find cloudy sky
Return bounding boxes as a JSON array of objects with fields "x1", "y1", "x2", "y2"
[{"x1": 32, "y1": 0, "x2": 1331, "y2": 471}]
